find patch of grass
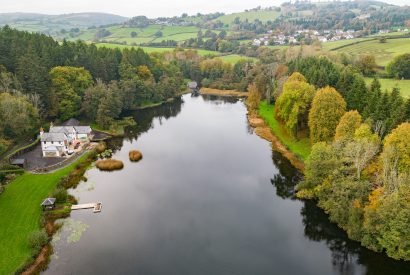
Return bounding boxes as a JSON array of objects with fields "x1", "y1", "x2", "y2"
[
  {"x1": 0, "y1": 153, "x2": 90, "y2": 275},
  {"x1": 96, "y1": 159, "x2": 124, "y2": 171},
  {"x1": 364, "y1": 77, "x2": 410, "y2": 98},
  {"x1": 258, "y1": 101, "x2": 311, "y2": 160}
]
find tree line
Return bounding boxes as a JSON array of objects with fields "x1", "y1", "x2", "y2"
[{"x1": 262, "y1": 55, "x2": 410, "y2": 261}]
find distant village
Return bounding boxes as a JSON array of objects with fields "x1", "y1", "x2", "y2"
[{"x1": 252, "y1": 27, "x2": 409, "y2": 47}]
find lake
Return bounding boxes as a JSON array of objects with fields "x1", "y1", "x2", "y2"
[{"x1": 45, "y1": 94, "x2": 410, "y2": 275}]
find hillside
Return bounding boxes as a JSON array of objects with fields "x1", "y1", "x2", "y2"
[{"x1": 0, "y1": 12, "x2": 128, "y2": 37}]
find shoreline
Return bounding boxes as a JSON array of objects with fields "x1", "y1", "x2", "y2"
[
  {"x1": 247, "y1": 108, "x2": 305, "y2": 171},
  {"x1": 200, "y1": 87, "x2": 248, "y2": 98}
]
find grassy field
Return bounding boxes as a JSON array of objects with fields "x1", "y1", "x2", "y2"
[
  {"x1": 0, "y1": 154, "x2": 89, "y2": 275},
  {"x1": 321, "y1": 37, "x2": 370, "y2": 51},
  {"x1": 94, "y1": 43, "x2": 218, "y2": 56},
  {"x1": 333, "y1": 37, "x2": 410, "y2": 66},
  {"x1": 364, "y1": 77, "x2": 410, "y2": 98},
  {"x1": 258, "y1": 101, "x2": 311, "y2": 161},
  {"x1": 218, "y1": 54, "x2": 257, "y2": 64},
  {"x1": 216, "y1": 9, "x2": 280, "y2": 25},
  {"x1": 74, "y1": 25, "x2": 202, "y2": 45}
]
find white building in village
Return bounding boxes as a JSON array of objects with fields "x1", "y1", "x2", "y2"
[{"x1": 40, "y1": 124, "x2": 92, "y2": 157}]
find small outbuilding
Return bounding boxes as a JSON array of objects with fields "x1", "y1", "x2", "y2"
[
  {"x1": 41, "y1": 198, "x2": 56, "y2": 210},
  {"x1": 10, "y1": 158, "x2": 27, "y2": 169}
]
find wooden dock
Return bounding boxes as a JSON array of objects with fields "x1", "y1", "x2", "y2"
[{"x1": 71, "y1": 202, "x2": 102, "y2": 213}]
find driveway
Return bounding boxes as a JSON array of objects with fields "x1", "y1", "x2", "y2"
[{"x1": 18, "y1": 144, "x2": 63, "y2": 171}]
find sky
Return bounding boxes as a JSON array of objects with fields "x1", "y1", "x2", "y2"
[{"x1": 0, "y1": 0, "x2": 408, "y2": 18}]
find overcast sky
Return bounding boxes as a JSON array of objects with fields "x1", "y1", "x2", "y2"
[{"x1": 1, "y1": 0, "x2": 408, "y2": 18}]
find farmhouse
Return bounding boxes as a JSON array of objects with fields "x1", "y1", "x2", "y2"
[{"x1": 40, "y1": 124, "x2": 92, "y2": 157}]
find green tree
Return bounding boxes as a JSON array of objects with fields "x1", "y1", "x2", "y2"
[
  {"x1": 275, "y1": 73, "x2": 315, "y2": 137},
  {"x1": 309, "y1": 86, "x2": 346, "y2": 143},
  {"x1": 49, "y1": 66, "x2": 93, "y2": 120},
  {"x1": 387, "y1": 53, "x2": 410, "y2": 79},
  {"x1": 0, "y1": 92, "x2": 40, "y2": 139}
]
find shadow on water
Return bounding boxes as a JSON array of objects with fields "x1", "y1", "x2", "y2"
[{"x1": 270, "y1": 150, "x2": 410, "y2": 275}]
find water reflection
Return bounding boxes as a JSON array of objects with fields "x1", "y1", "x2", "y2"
[
  {"x1": 46, "y1": 94, "x2": 410, "y2": 275},
  {"x1": 269, "y1": 150, "x2": 410, "y2": 275}
]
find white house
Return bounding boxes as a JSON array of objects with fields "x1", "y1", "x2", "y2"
[
  {"x1": 40, "y1": 124, "x2": 92, "y2": 157},
  {"x1": 40, "y1": 131, "x2": 69, "y2": 157}
]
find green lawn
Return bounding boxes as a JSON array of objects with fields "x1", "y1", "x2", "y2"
[
  {"x1": 321, "y1": 37, "x2": 370, "y2": 51},
  {"x1": 258, "y1": 101, "x2": 311, "y2": 161},
  {"x1": 334, "y1": 37, "x2": 410, "y2": 66},
  {"x1": 364, "y1": 77, "x2": 410, "y2": 98},
  {"x1": 0, "y1": 154, "x2": 89, "y2": 275}
]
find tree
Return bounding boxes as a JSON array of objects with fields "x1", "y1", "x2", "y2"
[
  {"x1": 387, "y1": 53, "x2": 410, "y2": 79},
  {"x1": 382, "y1": 123, "x2": 410, "y2": 173},
  {"x1": 345, "y1": 74, "x2": 368, "y2": 113},
  {"x1": 309, "y1": 86, "x2": 346, "y2": 143},
  {"x1": 246, "y1": 83, "x2": 260, "y2": 110},
  {"x1": 344, "y1": 124, "x2": 380, "y2": 179},
  {"x1": 49, "y1": 66, "x2": 93, "y2": 120},
  {"x1": 96, "y1": 82, "x2": 123, "y2": 129},
  {"x1": 334, "y1": 110, "x2": 362, "y2": 141},
  {"x1": 356, "y1": 54, "x2": 377, "y2": 76},
  {"x1": 296, "y1": 142, "x2": 340, "y2": 192},
  {"x1": 275, "y1": 73, "x2": 315, "y2": 137},
  {"x1": 130, "y1": 31, "x2": 138, "y2": 38},
  {"x1": 16, "y1": 52, "x2": 50, "y2": 113},
  {"x1": 0, "y1": 92, "x2": 39, "y2": 139}
]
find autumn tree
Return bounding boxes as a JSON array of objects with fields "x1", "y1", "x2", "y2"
[
  {"x1": 246, "y1": 83, "x2": 260, "y2": 110},
  {"x1": 275, "y1": 72, "x2": 315, "y2": 137},
  {"x1": 309, "y1": 86, "x2": 346, "y2": 143},
  {"x1": 382, "y1": 123, "x2": 410, "y2": 174},
  {"x1": 344, "y1": 124, "x2": 380, "y2": 179},
  {"x1": 334, "y1": 110, "x2": 362, "y2": 141},
  {"x1": 356, "y1": 54, "x2": 377, "y2": 76}
]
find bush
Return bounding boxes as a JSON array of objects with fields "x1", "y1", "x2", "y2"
[
  {"x1": 51, "y1": 187, "x2": 68, "y2": 203},
  {"x1": 28, "y1": 230, "x2": 48, "y2": 253},
  {"x1": 129, "y1": 150, "x2": 143, "y2": 162},
  {"x1": 95, "y1": 142, "x2": 107, "y2": 153},
  {"x1": 96, "y1": 159, "x2": 124, "y2": 171}
]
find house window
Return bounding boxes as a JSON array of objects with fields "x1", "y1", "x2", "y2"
[
  {"x1": 43, "y1": 141, "x2": 46, "y2": 144},
  {"x1": 51, "y1": 141, "x2": 54, "y2": 144}
]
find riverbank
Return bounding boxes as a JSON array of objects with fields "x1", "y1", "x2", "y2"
[
  {"x1": 200, "y1": 87, "x2": 248, "y2": 97},
  {"x1": 247, "y1": 106, "x2": 306, "y2": 171},
  {"x1": 0, "y1": 152, "x2": 95, "y2": 275}
]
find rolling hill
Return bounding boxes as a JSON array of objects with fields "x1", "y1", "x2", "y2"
[{"x1": 0, "y1": 12, "x2": 128, "y2": 36}]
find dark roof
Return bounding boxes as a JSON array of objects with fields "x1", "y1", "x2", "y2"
[
  {"x1": 188, "y1": 82, "x2": 198, "y2": 89},
  {"x1": 41, "y1": 198, "x2": 56, "y2": 206},
  {"x1": 62, "y1": 118, "x2": 80, "y2": 126},
  {"x1": 49, "y1": 126, "x2": 74, "y2": 135},
  {"x1": 11, "y1": 158, "x2": 26, "y2": 165},
  {"x1": 41, "y1": 133, "x2": 67, "y2": 142},
  {"x1": 74, "y1": 126, "x2": 92, "y2": 134}
]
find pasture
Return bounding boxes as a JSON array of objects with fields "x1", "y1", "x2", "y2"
[
  {"x1": 333, "y1": 37, "x2": 410, "y2": 66},
  {"x1": 216, "y1": 9, "x2": 280, "y2": 25}
]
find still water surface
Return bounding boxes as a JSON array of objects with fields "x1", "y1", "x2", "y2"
[{"x1": 46, "y1": 94, "x2": 410, "y2": 275}]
